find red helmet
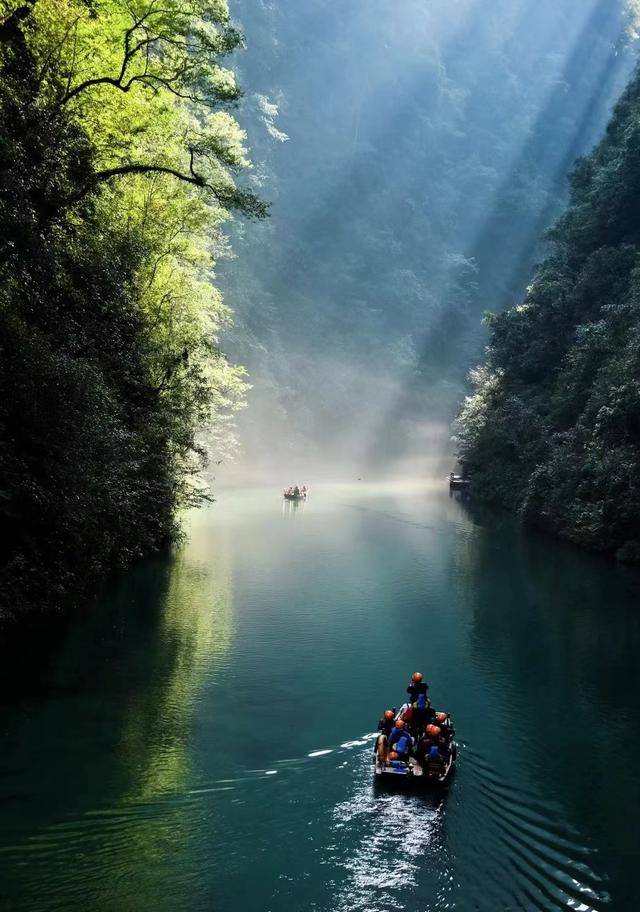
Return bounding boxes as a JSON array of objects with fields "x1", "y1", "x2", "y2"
[
  {"x1": 384, "y1": 709, "x2": 394, "y2": 720},
  {"x1": 389, "y1": 751, "x2": 399, "y2": 760},
  {"x1": 395, "y1": 719, "x2": 406, "y2": 729},
  {"x1": 435, "y1": 712, "x2": 448, "y2": 723},
  {"x1": 411, "y1": 671, "x2": 423, "y2": 682},
  {"x1": 425, "y1": 724, "x2": 441, "y2": 736}
]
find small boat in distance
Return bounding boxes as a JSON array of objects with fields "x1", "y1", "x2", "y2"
[
  {"x1": 283, "y1": 484, "x2": 308, "y2": 501},
  {"x1": 449, "y1": 472, "x2": 470, "y2": 490}
]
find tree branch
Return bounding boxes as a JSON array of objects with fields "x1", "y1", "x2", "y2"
[{"x1": 60, "y1": 161, "x2": 210, "y2": 206}]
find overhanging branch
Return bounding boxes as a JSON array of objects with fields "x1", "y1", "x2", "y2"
[{"x1": 60, "y1": 161, "x2": 210, "y2": 206}]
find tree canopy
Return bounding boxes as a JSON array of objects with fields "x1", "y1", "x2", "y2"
[{"x1": 0, "y1": 0, "x2": 264, "y2": 617}]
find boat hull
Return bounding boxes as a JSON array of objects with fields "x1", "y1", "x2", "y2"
[{"x1": 374, "y1": 752, "x2": 455, "y2": 785}]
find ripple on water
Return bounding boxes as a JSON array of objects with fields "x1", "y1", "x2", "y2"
[
  {"x1": 1, "y1": 740, "x2": 612, "y2": 912},
  {"x1": 317, "y1": 744, "x2": 610, "y2": 912},
  {"x1": 448, "y1": 749, "x2": 610, "y2": 912},
  {"x1": 322, "y1": 750, "x2": 451, "y2": 912}
]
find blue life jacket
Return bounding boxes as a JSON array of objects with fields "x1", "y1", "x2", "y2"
[
  {"x1": 415, "y1": 693, "x2": 427, "y2": 710},
  {"x1": 428, "y1": 745, "x2": 441, "y2": 761},
  {"x1": 394, "y1": 734, "x2": 412, "y2": 755}
]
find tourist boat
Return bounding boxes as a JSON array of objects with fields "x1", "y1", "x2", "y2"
[
  {"x1": 374, "y1": 717, "x2": 457, "y2": 785},
  {"x1": 449, "y1": 474, "x2": 470, "y2": 490},
  {"x1": 283, "y1": 490, "x2": 307, "y2": 501}
]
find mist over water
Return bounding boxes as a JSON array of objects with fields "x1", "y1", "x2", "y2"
[
  {"x1": 2, "y1": 484, "x2": 639, "y2": 911},
  {"x1": 216, "y1": 0, "x2": 637, "y2": 477}
]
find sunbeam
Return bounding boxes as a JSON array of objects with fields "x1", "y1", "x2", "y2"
[{"x1": 220, "y1": 0, "x2": 636, "y2": 480}]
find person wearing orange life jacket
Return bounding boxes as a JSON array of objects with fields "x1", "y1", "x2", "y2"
[{"x1": 386, "y1": 719, "x2": 414, "y2": 761}]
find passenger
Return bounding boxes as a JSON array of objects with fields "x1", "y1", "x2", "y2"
[
  {"x1": 415, "y1": 732, "x2": 432, "y2": 768},
  {"x1": 387, "y1": 750, "x2": 404, "y2": 768},
  {"x1": 414, "y1": 722, "x2": 439, "y2": 766},
  {"x1": 293, "y1": 485, "x2": 300, "y2": 496},
  {"x1": 375, "y1": 709, "x2": 395, "y2": 762},
  {"x1": 432, "y1": 712, "x2": 454, "y2": 747},
  {"x1": 426, "y1": 743, "x2": 446, "y2": 777},
  {"x1": 407, "y1": 672, "x2": 431, "y2": 729},
  {"x1": 403, "y1": 702, "x2": 429, "y2": 737},
  {"x1": 377, "y1": 709, "x2": 395, "y2": 737},
  {"x1": 387, "y1": 719, "x2": 414, "y2": 760},
  {"x1": 406, "y1": 671, "x2": 429, "y2": 706}
]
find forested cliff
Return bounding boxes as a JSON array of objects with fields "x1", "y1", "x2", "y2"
[
  {"x1": 219, "y1": 0, "x2": 636, "y2": 476},
  {"x1": 0, "y1": 0, "x2": 263, "y2": 618},
  {"x1": 456, "y1": 66, "x2": 640, "y2": 561}
]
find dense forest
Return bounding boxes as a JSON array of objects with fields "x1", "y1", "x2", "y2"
[
  {"x1": 0, "y1": 0, "x2": 263, "y2": 619},
  {"x1": 456, "y1": 65, "x2": 640, "y2": 562},
  {"x1": 2, "y1": 0, "x2": 639, "y2": 620},
  {"x1": 220, "y1": 0, "x2": 637, "y2": 476}
]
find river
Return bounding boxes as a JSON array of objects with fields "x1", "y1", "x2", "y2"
[{"x1": 1, "y1": 482, "x2": 639, "y2": 912}]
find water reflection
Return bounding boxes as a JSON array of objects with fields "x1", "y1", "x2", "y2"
[
  {"x1": 118, "y1": 545, "x2": 235, "y2": 802},
  {"x1": 453, "y1": 515, "x2": 640, "y2": 910},
  {"x1": 1, "y1": 485, "x2": 639, "y2": 912},
  {"x1": 282, "y1": 496, "x2": 306, "y2": 518},
  {"x1": 0, "y1": 536, "x2": 235, "y2": 912}
]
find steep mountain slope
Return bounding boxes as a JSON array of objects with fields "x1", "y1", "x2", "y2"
[
  {"x1": 456, "y1": 66, "x2": 640, "y2": 560},
  {"x1": 220, "y1": 0, "x2": 636, "y2": 474}
]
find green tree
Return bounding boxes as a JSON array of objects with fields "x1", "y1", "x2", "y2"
[
  {"x1": 455, "y1": 66, "x2": 640, "y2": 561},
  {"x1": 0, "y1": 0, "x2": 265, "y2": 618}
]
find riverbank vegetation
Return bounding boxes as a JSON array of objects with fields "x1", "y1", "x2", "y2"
[
  {"x1": 456, "y1": 66, "x2": 640, "y2": 562},
  {"x1": 0, "y1": 0, "x2": 264, "y2": 618}
]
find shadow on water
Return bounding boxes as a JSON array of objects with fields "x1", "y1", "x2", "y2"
[
  {"x1": 0, "y1": 542, "x2": 235, "y2": 912},
  {"x1": 449, "y1": 502, "x2": 640, "y2": 911},
  {"x1": 0, "y1": 551, "x2": 177, "y2": 702}
]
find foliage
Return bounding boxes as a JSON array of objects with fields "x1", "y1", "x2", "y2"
[
  {"x1": 219, "y1": 0, "x2": 635, "y2": 470},
  {"x1": 455, "y1": 66, "x2": 640, "y2": 560},
  {"x1": 0, "y1": 0, "x2": 262, "y2": 617}
]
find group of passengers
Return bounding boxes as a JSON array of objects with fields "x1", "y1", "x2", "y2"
[
  {"x1": 375, "y1": 672, "x2": 455, "y2": 774},
  {"x1": 285, "y1": 484, "x2": 307, "y2": 497}
]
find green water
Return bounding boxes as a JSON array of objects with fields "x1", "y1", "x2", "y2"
[{"x1": 1, "y1": 483, "x2": 639, "y2": 911}]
